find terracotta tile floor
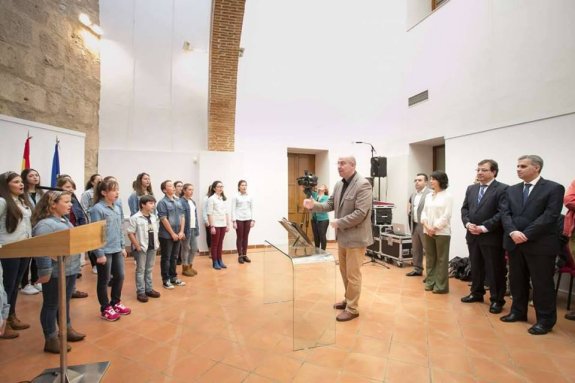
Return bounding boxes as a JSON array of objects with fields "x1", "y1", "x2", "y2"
[{"x1": 1, "y1": 244, "x2": 575, "y2": 383}]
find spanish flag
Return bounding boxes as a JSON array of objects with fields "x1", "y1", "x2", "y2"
[{"x1": 21, "y1": 134, "x2": 31, "y2": 171}]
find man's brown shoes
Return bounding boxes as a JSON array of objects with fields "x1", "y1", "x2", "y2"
[
  {"x1": 336, "y1": 311, "x2": 359, "y2": 322},
  {"x1": 333, "y1": 301, "x2": 346, "y2": 310}
]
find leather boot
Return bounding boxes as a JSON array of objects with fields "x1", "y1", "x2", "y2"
[
  {"x1": 0, "y1": 323, "x2": 19, "y2": 339},
  {"x1": 66, "y1": 327, "x2": 86, "y2": 342},
  {"x1": 44, "y1": 336, "x2": 71, "y2": 354},
  {"x1": 8, "y1": 313, "x2": 30, "y2": 330},
  {"x1": 182, "y1": 265, "x2": 193, "y2": 277},
  {"x1": 190, "y1": 266, "x2": 198, "y2": 276}
]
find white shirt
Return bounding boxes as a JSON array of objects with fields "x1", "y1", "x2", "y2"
[
  {"x1": 0, "y1": 197, "x2": 32, "y2": 245},
  {"x1": 231, "y1": 193, "x2": 254, "y2": 221},
  {"x1": 127, "y1": 211, "x2": 160, "y2": 251},
  {"x1": 524, "y1": 176, "x2": 541, "y2": 196},
  {"x1": 207, "y1": 194, "x2": 228, "y2": 227},
  {"x1": 187, "y1": 199, "x2": 197, "y2": 229},
  {"x1": 412, "y1": 187, "x2": 427, "y2": 223},
  {"x1": 421, "y1": 190, "x2": 453, "y2": 236}
]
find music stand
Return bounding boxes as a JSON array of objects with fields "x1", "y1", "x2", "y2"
[
  {"x1": 279, "y1": 218, "x2": 314, "y2": 248},
  {"x1": 0, "y1": 221, "x2": 110, "y2": 383}
]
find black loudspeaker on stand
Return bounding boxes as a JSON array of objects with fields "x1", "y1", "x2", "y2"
[{"x1": 370, "y1": 156, "x2": 387, "y2": 178}]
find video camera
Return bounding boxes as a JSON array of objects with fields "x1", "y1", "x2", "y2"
[{"x1": 297, "y1": 170, "x2": 318, "y2": 198}]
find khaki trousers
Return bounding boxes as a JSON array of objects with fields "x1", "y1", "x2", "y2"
[
  {"x1": 338, "y1": 246, "x2": 366, "y2": 315},
  {"x1": 424, "y1": 234, "x2": 451, "y2": 293}
]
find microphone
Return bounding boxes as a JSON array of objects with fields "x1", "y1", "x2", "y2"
[{"x1": 36, "y1": 185, "x2": 64, "y2": 191}]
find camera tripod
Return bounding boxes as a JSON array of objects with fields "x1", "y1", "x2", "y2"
[{"x1": 299, "y1": 209, "x2": 311, "y2": 239}]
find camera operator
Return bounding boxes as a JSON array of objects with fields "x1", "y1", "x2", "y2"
[
  {"x1": 311, "y1": 184, "x2": 330, "y2": 250},
  {"x1": 303, "y1": 156, "x2": 373, "y2": 322}
]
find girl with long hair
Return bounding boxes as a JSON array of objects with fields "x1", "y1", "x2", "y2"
[
  {"x1": 80, "y1": 173, "x2": 101, "y2": 273},
  {"x1": 231, "y1": 180, "x2": 255, "y2": 263},
  {"x1": 56, "y1": 177, "x2": 89, "y2": 299},
  {"x1": 90, "y1": 179, "x2": 131, "y2": 321},
  {"x1": 20, "y1": 168, "x2": 44, "y2": 295},
  {"x1": 0, "y1": 171, "x2": 33, "y2": 339},
  {"x1": 207, "y1": 181, "x2": 230, "y2": 269},
  {"x1": 33, "y1": 191, "x2": 86, "y2": 353},
  {"x1": 80, "y1": 173, "x2": 101, "y2": 212},
  {"x1": 128, "y1": 172, "x2": 154, "y2": 216},
  {"x1": 180, "y1": 184, "x2": 200, "y2": 276}
]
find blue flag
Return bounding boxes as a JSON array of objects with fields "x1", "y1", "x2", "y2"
[{"x1": 50, "y1": 141, "x2": 60, "y2": 187}]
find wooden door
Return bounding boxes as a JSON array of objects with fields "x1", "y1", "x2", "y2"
[{"x1": 288, "y1": 153, "x2": 315, "y2": 238}]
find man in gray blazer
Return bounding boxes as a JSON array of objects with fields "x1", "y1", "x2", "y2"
[
  {"x1": 304, "y1": 156, "x2": 373, "y2": 322},
  {"x1": 407, "y1": 173, "x2": 430, "y2": 277}
]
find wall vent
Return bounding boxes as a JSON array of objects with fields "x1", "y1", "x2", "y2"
[{"x1": 408, "y1": 90, "x2": 429, "y2": 107}]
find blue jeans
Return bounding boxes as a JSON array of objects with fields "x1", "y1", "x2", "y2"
[
  {"x1": 159, "y1": 238, "x2": 180, "y2": 283},
  {"x1": 96, "y1": 252, "x2": 125, "y2": 312},
  {"x1": 181, "y1": 235, "x2": 198, "y2": 265},
  {"x1": 134, "y1": 248, "x2": 157, "y2": 294},
  {"x1": 40, "y1": 274, "x2": 75, "y2": 338},
  {"x1": 1, "y1": 257, "x2": 29, "y2": 315}
]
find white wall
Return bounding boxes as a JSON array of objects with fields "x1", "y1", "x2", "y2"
[
  {"x1": 99, "y1": 0, "x2": 210, "y2": 152},
  {"x1": 0, "y1": 114, "x2": 85, "y2": 191},
  {"x1": 402, "y1": 0, "x2": 575, "y2": 146},
  {"x1": 96, "y1": 0, "x2": 575, "y2": 255},
  {"x1": 236, "y1": 0, "x2": 407, "y2": 154},
  {"x1": 406, "y1": 0, "x2": 432, "y2": 29}
]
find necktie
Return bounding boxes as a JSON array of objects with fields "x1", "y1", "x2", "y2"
[
  {"x1": 522, "y1": 183, "x2": 532, "y2": 205},
  {"x1": 477, "y1": 185, "x2": 486, "y2": 204}
]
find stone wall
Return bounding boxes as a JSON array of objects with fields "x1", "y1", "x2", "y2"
[
  {"x1": 0, "y1": 0, "x2": 100, "y2": 179},
  {"x1": 208, "y1": 0, "x2": 246, "y2": 152}
]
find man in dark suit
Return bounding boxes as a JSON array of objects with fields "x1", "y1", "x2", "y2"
[
  {"x1": 406, "y1": 173, "x2": 430, "y2": 276},
  {"x1": 500, "y1": 155, "x2": 564, "y2": 335},
  {"x1": 460, "y1": 159, "x2": 508, "y2": 313}
]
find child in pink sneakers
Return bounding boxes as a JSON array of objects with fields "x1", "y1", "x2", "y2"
[{"x1": 89, "y1": 179, "x2": 131, "y2": 321}]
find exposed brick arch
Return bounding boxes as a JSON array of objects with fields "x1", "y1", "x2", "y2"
[{"x1": 208, "y1": 0, "x2": 246, "y2": 151}]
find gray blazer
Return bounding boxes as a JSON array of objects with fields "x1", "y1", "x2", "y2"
[
  {"x1": 313, "y1": 172, "x2": 373, "y2": 248},
  {"x1": 409, "y1": 187, "x2": 430, "y2": 233}
]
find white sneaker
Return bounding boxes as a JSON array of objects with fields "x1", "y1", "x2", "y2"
[
  {"x1": 33, "y1": 283, "x2": 42, "y2": 292},
  {"x1": 21, "y1": 284, "x2": 40, "y2": 295},
  {"x1": 163, "y1": 281, "x2": 175, "y2": 290},
  {"x1": 92, "y1": 266, "x2": 98, "y2": 274},
  {"x1": 172, "y1": 279, "x2": 186, "y2": 287}
]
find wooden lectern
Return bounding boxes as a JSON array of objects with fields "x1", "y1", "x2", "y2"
[{"x1": 0, "y1": 221, "x2": 110, "y2": 383}]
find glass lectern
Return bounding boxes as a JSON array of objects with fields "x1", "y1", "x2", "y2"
[{"x1": 263, "y1": 240, "x2": 336, "y2": 351}]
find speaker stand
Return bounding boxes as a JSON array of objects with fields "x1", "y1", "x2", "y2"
[{"x1": 362, "y1": 252, "x2": 390, "y2": 269}]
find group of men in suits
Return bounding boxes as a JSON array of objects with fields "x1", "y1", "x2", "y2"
[{"x1": 409, "y1": 155, "x2": 565, "y2": 335}]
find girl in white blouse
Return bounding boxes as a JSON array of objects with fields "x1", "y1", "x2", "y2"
[
  {"x1": 207, "y1": 181, "x2": 230, "y2": 270},
  {"x1": 0, "y1": 171, "x2": 33, "y2": 339},
  {"x1": 231, "y1": 180, "x2": 255, "y2": 264}
]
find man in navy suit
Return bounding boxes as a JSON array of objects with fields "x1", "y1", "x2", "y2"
[
  {"x1": 500, "y1": 155, "x2": 564, "y2": 335},
  {"x1": 460, "y1": 159, "x2": 508, "y2": 314}
]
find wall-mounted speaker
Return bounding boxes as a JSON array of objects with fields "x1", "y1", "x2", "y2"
[{"x1": 370, "y1": 156, "x2": 387, "y2": 178}]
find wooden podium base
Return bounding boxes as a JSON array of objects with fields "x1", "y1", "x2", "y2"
[{"x1": 31, "y1": 361, "x2": 110, "y2": 383}]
